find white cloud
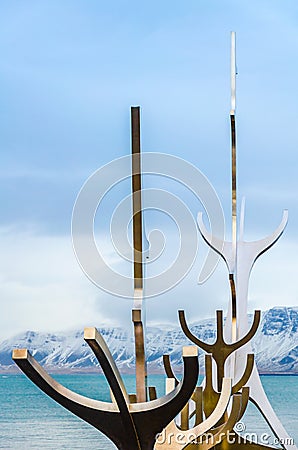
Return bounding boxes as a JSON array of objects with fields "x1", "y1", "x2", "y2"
[
  {"x1": 1, "y1": 224, "x2": 296, "y2": 342},
  {"x1": 0, "y1": 227, "x2": 121, "y2": 340}
]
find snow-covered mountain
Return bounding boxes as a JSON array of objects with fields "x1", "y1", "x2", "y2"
[{"x1": 1, "y1": 307, "x2": 298, "y2": 374}]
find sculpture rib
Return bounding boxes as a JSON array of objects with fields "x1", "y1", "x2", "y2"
[
  {"x1": 230, "y1": 310, "x2": 260, "y2": 351},
  {"x1": 180, "y1": 377, "x2": 231, "y2": 436},
  {"x1": 232, "y1": 354, "x2": 254, "y2": 394},
  {"x1": 13, "y1": 341, "x2": 199, "y2": 450},
  {"x1": 154, "y1": 378, "x2": 232, "y2": 450},
  {"x1": 164, "y1": 352, "x2": 246, "y2": 426},
  {"x1": 179, "y1": 310, "x2": 212, "y2": 353},
  {"x1": 84, "y1": 327, "x2": 140, "y2": 446},
  {"x1": 197, "y1": 210, "x2": 288, "y2": 274},
  {"x1": 12, "y1": 349, "x2": 138, "y2": 450},
  {"x1": 84, "y1": 327, "x2": 130, "y2": 404},
  {"x1": 188, "y1": 394, "x2": 243, "y2": 450},
  {"x1": 179, "y1": 309, "x2": 259, "y2": 392},
  {"x1": 163, "y1": 354, "x2": 179, "y2": 386},
  {"x1": 196, "y1": 209, "x2": 296, "y2": 450}
]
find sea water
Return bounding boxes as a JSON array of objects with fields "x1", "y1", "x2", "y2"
[{"x1": 0, "y1": 374, "x2": 297, "y2": 449}]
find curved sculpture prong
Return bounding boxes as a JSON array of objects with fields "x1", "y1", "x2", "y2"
[
  {"x1": 163, "y1": 350, "x2": 245, "y2": 417},
  {"x1": 163, "y1": 354, "x2": 204, "y2": 427},
  {"x1": 193, "y1": 390, "x2": 254, "y2": 450},
  {"x1": 13, "y1": 331, "x2": 199, "y2": 450},
  {"x1": 203, "y1": 354, "x2": 220, "y2": 419},
  {"x1": 185, "y1": 393, "x2": 243, "y2": 450},
  {"x1": 179, "y1": 310, "x2": 260, "y2": 390},
  {"x1": 237, "y1": 385, "x2": 250, "y2": 421},
  {"x1": 132, "y1": 309, "x2": 147, "y2": 402},
  {"x1": 175, "y1": 351, "x2": 252, "y2": 423},
  {"x1": 155, "y1": 378, "x2": 232, "y2": 450},
  {"x1": 163, "y1": 354, "x2": 179, "y2": 386},
  {"x1": 244, "y1": 209, "x2": 288, "y2": 264},
  {"x1": 163, "y1": 353, "x2": 203, "y2": 404},
  {"x1": 192, "y1": 389, "x2": 250, "y2": 450},
  {"x1": 182, "y1": 378, "x2": 233, "y2": 436},
  {"x1": 12, "y1": 348, "x2": 139, "y2": 450},
  {"x1": 232, "y1": 354, "x2": 254, "y2": 395},
  {"x1": 197, "y1": 211, "x2": 234, "y2": 272},
  {"x1": 213, "y1": 388, "x2": 276, "y2": 450},
  {"x1": 202, "y1": 355, "x2": 251, "y2": 422},
  {"x1": 155, "y1": 383, "x2": 251, "y2": 449},
  {"x1": 213, "y1": 400, "x2": 279, "y2": 449},
  {"x1": 197, "y1": 205, "x2": 296, "y2": 449},
  {"x1": 84, "y1": 327, "x2": 130, "y2": 404},
  {"x1": 190, "y1": 387, "x2": 204, "y2": 426},
  {"x1": 231, "y1": 311, "x2": 260, "y2": 352},
  {"x1": 197, "y1": 210, "x2": 288, "y2": 274},
  {"x1": 129, "y1": 346, "x2": 199, "y2": 448}
]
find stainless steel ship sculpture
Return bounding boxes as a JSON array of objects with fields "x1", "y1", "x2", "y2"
[
  {"x1": 194, "y1": 32, "x2": 294, "y2": 449},
  {"x1": 12, "y1": 32, "x2": 296, "y2": 449}
]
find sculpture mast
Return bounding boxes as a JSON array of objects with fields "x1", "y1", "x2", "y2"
[
  {"x1": 230, "y1": 31, "x2": 237, "y2": 344},
  {"x1": 131, "y1": 106, "x2": 147, "y2": 403},
  {"x1": 230, "y1": 31, "x2": 237, "y2": 253},
  {"x1": 197, "y1": 32, "x2": 295, "y2": 449}
]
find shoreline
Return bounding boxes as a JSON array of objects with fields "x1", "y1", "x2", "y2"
[{"x1": 1, "y1": 367, "x2": 297, "y2": 376}]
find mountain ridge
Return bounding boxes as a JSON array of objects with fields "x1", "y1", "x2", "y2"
[{"x1": 1, "y1": 306, "x2": 298, "y2": 374}]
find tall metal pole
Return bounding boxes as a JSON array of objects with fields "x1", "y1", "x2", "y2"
[
  {"x1": 230, "y1": 31, "x2": 237, "y2": 343},
  {"x1": 131, "y1": 106, "x2": 147, "y2": 403},
  {"x1": 230, "y1": 31, "x2": 237, "y2": 256}
]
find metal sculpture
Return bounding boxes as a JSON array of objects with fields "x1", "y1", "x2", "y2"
[
  {"x1": 13, "y1": 332, "x2": 199, "y2": 450},
  {"x1": 195, "y1": 32, "x2": 295, "y2": 449},
  {"x1": 154, "y1": 377, "x2": 244, "y2": 450},
  {"x1": 157, "y1": 32, "x2": 296, "y2": 450},
  {"x1": 11, "y1": 32, "x2": 296, "y2": 450},
  {"x1": 179, "y1": 309, "x2": 259, "y2": 391},
  {"x1": 160, "y1": 320, "x2": 256, "y2": 449}
]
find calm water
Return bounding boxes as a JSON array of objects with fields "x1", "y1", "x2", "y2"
[{"x1": 0, "y1": 374, "x2": 297, "y2": 449}]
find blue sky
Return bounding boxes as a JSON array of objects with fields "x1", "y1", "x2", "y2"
[{"x1": 0, "y1": 1, "x2": 298, "y2": 339}]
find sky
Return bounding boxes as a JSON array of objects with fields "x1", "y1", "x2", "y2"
[{"x1": 1, "y1": 0, "x2": 298, "y2": 341}]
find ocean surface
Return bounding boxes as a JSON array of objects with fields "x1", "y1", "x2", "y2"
[{"x1": 0, "y1": 374, "x2": 297, "y2": 449}]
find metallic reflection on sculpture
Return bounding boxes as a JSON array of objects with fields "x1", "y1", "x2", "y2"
[
  {"x1": 13, "y1": 337, "x2": 199, "y2": 450},
  {"x1": 179, "y1": 309, "x2": 260, "y2": 391},
  {"x1": 154, "y1": 377, "x2": 240, "y2": 450},
  {"x1": 131, "y1": 106, "x2": 148, "y2": 403}
]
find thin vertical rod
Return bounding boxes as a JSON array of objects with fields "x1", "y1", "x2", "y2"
[
  {"x1": 131, "y1": 106, "x2": 147, "y2": 403},
  {"x1": 230, "y1": 31, "x2": 237, "y2": 343},
  {"x1": 131, "y1": 106, "x2": 143, "y2": 291},
  {"x1": 231, "y1": 31, "x2": 236, "y2": 114},
  {"x1": 230, "y1": 31, "x2": 237, "y2": 257}
]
